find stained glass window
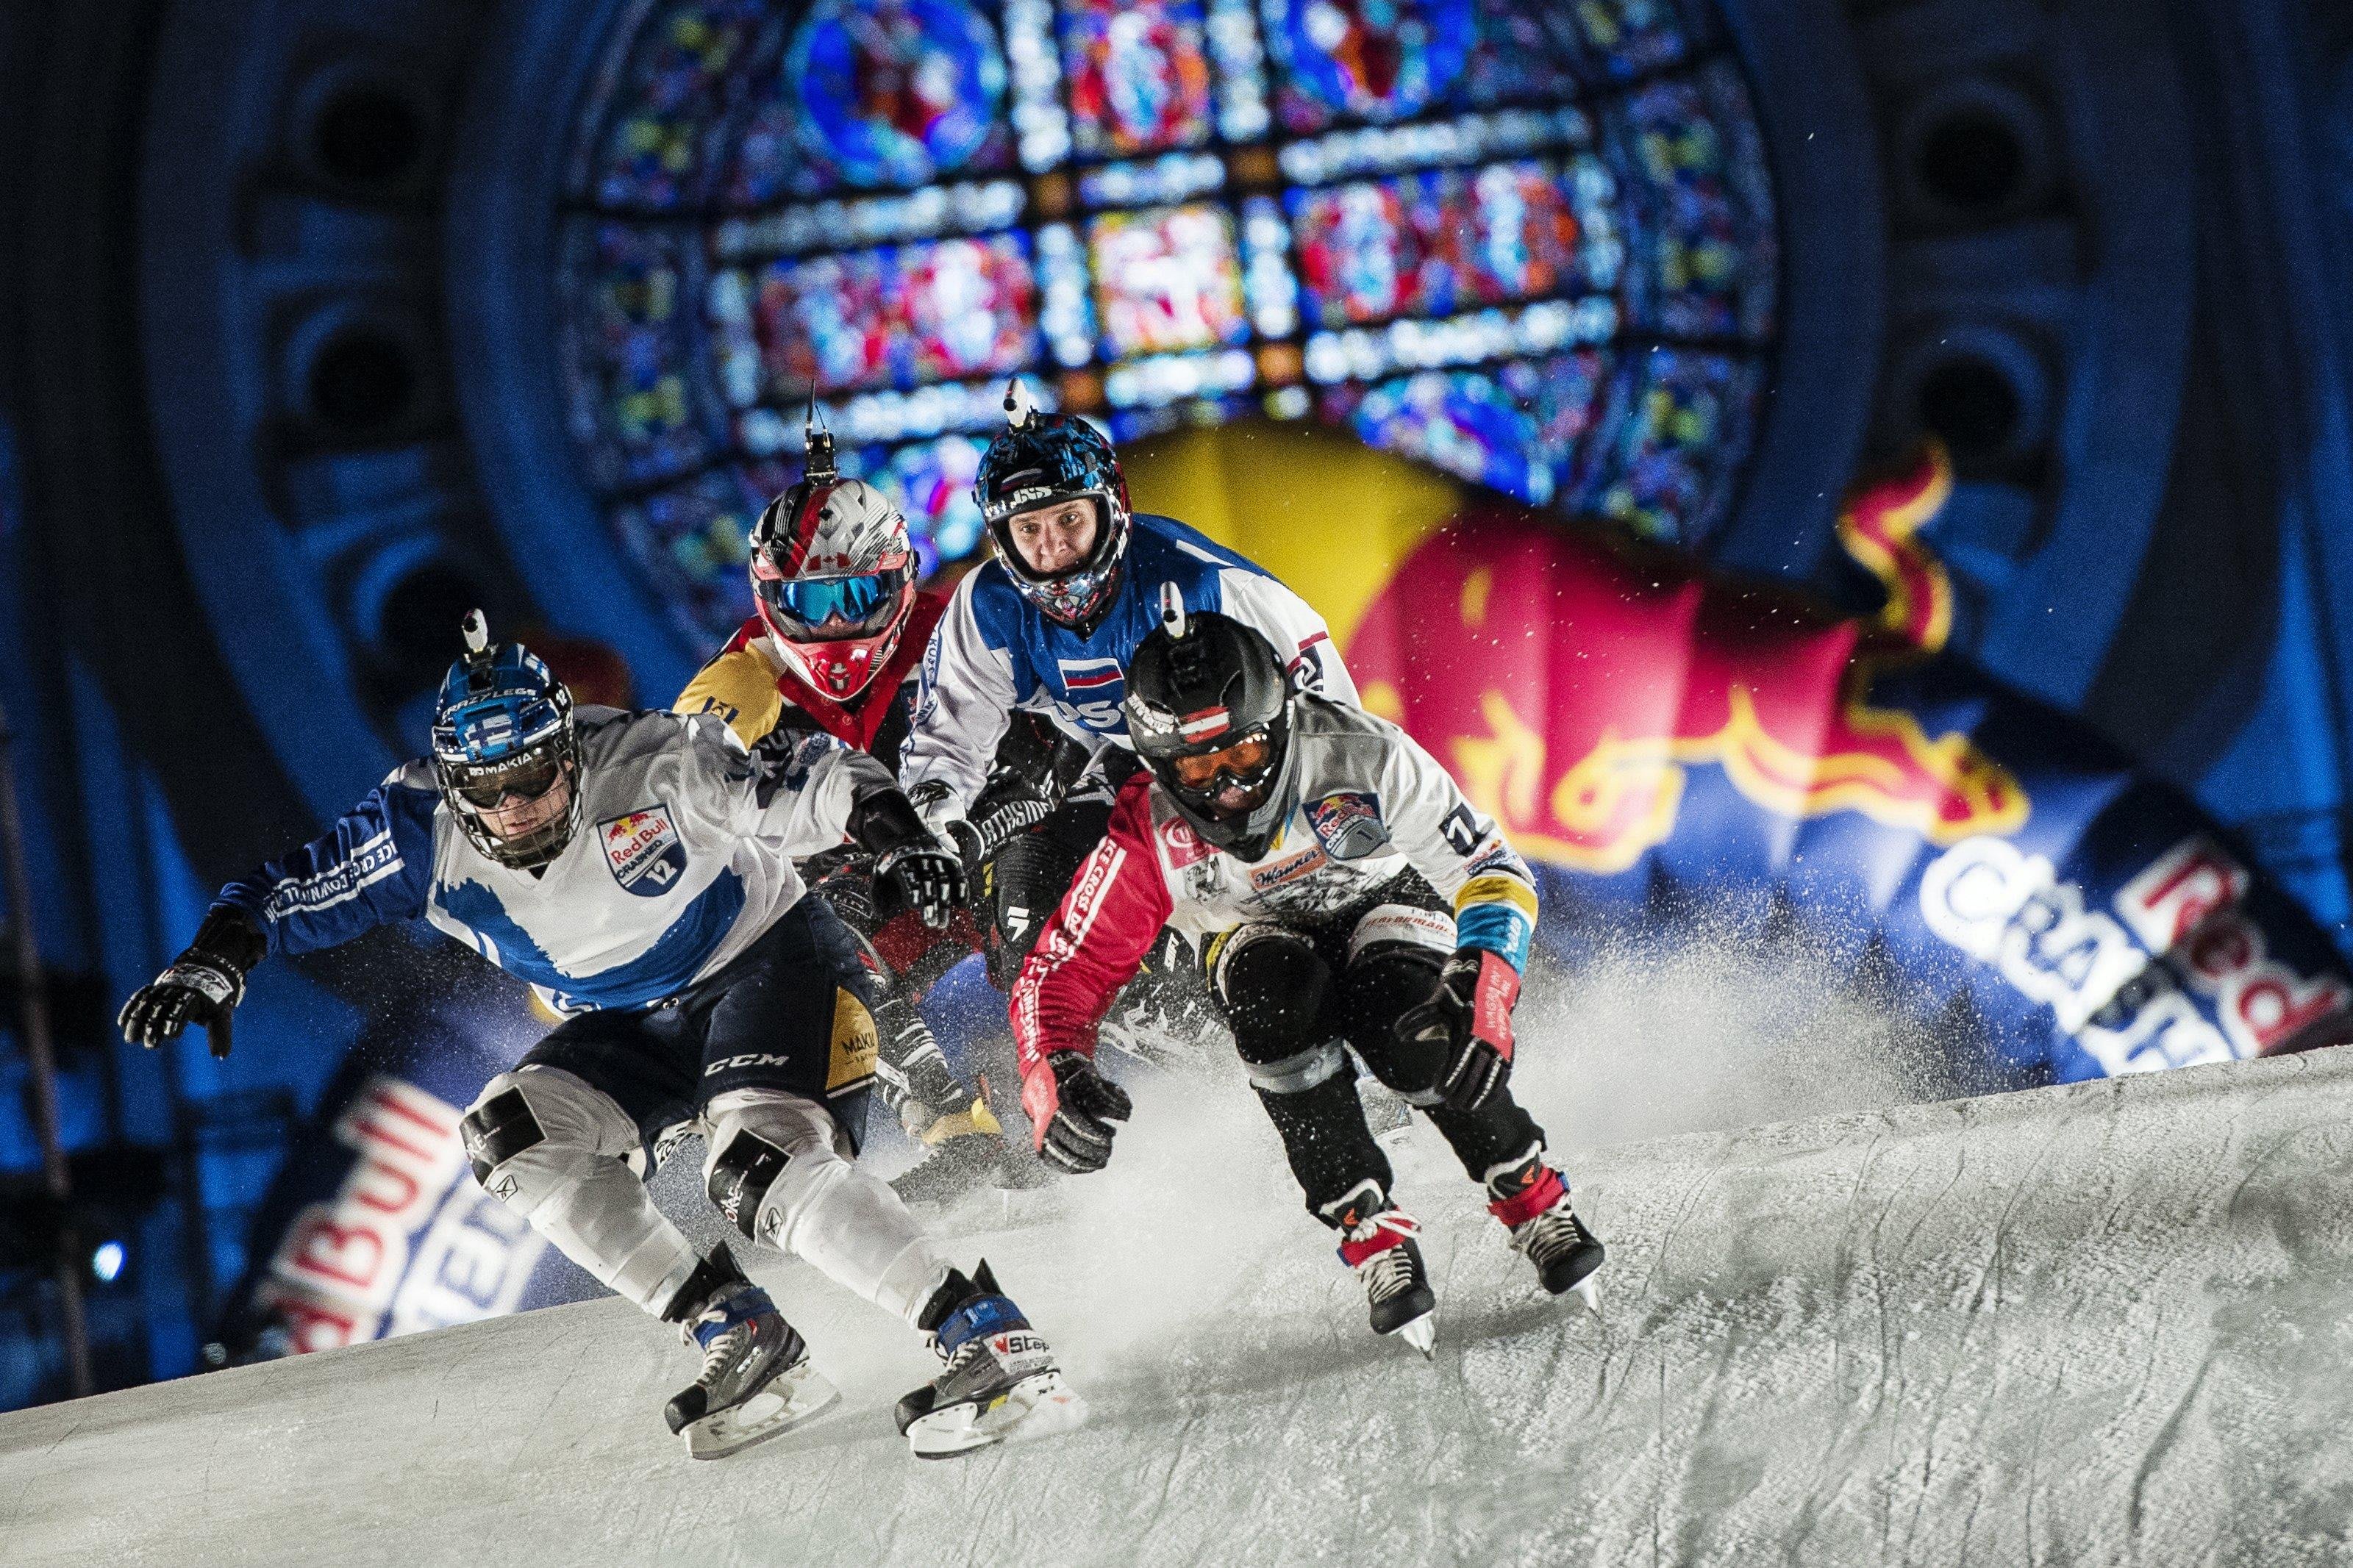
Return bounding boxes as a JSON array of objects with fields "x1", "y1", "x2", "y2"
[
  {"x1": 1090, "y1": 206, "x2": 1249, "y2": 357},
  {"x1": 1060, "y1": 0, "x2": 1215, "y2": 157},
  {"x1": 725, "y1": 232, "x2": 1039, "y2": 398},
  {"x1": 582, "y1": 0, "x2": 771, "y2": 210},
  {"x1": 561, "y1": 223, "x2": 713, "y2": 491},
  {"x1": 563, "y1": 0, "x2": 1777, "y2": 643},
  {"x1": 1263, "y1": 0, "x2": 1479, "y2": 133}
]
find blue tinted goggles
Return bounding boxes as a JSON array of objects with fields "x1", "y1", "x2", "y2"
[{"x1": 760, "y1": 566, "x2": 908, "y2": 641}]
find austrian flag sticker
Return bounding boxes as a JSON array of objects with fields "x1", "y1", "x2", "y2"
[{"x1": 601, "y1": 805, "x2": 688, "y2": 896}]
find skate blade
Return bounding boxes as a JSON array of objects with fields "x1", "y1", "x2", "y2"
[
  {"x1": 908, "y1": 1370, "x2": 1089, "y2": 1460},
  {"x1": 683, "y1": 1364, "x2": 842, "y2": 1460},
  {"x1": 1571, "y1": 1275, "x2": 1602, "y2": 1316},
  {"x1": 1385, "y1": 1311, "x2": 1438, "y2": 1359}
]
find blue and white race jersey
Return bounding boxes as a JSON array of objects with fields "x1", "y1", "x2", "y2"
[
  {"x1": 213, "y1": 709, "x2": 881, "y2": 1014},
  {"x1": 901, "y1": 512, "x2": 1359, "y2": 818}
]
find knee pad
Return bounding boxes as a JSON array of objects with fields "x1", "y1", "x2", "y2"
[
  {"x1": 702, "y1": 1090, "x2": 846, "y2": 1241},
  {"x1": 461, "y1": 1067, "x2": 643, "y2": 1214},
  {"x1": 1211, "y1": 925, "x2": 1334, "y2": 1062},
  {"x1": 701, "y1": 1089, "x2": 944, "y2": 1322}
]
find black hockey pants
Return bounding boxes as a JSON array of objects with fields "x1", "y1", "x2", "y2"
[{"x1": 1206, "y1": 881, "x2": 1545, "y2": 1222}]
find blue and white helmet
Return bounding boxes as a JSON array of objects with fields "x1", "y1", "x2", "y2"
[
  {"x1": 430, "y1": 611, "x2": 581, "y2": 869},
  {"x1": 972, "y1": 379, "x2": 1132, "y2": 630}
]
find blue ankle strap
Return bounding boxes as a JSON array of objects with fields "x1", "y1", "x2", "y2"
[
  {"x1": 938, "y1": 1292, "x2": 1026, "y2": 1354},
  {"x1": 691, "y1": 1285, "x2": 774, "y2": 1345}
]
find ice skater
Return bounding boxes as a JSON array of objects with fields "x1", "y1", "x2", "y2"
[
  {"x1": 674, "y1": 414, "x2": 1036, "y2": 1198},
  {"x1": 1008, "y1": 592, "x2": 1604, "y2": 1352},
  {"x1": 899, "y1": 379, "x2": 1358, "y2": 1036},
  {"x1": 119, "y1": 614, "x2": 1084, "y2": 1458}
]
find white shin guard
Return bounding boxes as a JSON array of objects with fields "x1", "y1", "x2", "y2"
[{"x1": 703, "y1": 1089, "x2": 949, "y2": 1325}]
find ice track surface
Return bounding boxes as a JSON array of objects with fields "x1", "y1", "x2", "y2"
[{"x1": 11, "y1": 1047, "x2": 2353, "y2": 1567}]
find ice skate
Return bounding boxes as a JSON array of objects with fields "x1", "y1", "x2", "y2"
[
  {"x1": 1326, "y1": 1181, "x2": 1438, "y2": 1356},
  {"x1": 890, "y1": 1075, "x2": 1054, "y2": 1211},
  {"x1": 1488, "y1": 1153, "x2": 1605, "y2": 1312},
  {"x1": 895, "y1": 1261, "x2": 1087, "y2": 1458},
  {"x1": 876, "y1": 998, "x2": 994, "y2": 1145},
  {"x1": 663, "y1": 1246, "x2": 840, "y2": 1459}
]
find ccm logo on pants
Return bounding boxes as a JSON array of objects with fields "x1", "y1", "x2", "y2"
[{"x1": 707, "y1": 1053, "x2": 794, "y2": 1075}]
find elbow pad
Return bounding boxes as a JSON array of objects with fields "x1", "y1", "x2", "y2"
[{"x1": 847, "y1": 784, "x2": 933, "y2": 862}]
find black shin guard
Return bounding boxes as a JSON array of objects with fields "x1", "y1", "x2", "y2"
[{"x1": 1254, "y1": 1074, "x2": 1395, "y2": 1220}]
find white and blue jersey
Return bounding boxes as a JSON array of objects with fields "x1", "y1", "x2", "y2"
[
  {"x1": 902, "y1": 512, "x2": 1359, "y2": 817},
  {"x1": 213, "y1": 709, "x2": 882, "y2": 1014}
]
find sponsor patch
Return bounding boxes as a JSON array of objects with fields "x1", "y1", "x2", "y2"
[
  {"x1": 600, "y1": 806, "x2": 688, "y2": 896},
  {"x1": 1346, "y1": 905, "x2": 1455, "y2": 962},
  {"x1": 1464, "y1": 838, "x2": 1532, "y2": 881},
  {"x1": 1304, "y1": 790, "x2": 1390, "y2": 860},
  {"x1": 1249, "y1": 844, "x2": 1327, "y2": 891},
  {"x1": 1162, "y1": 814, "x2": 1213, "y2": 869},
  {"x1": 827, "y1": 988, "x2": 880, "y2": 1096}
]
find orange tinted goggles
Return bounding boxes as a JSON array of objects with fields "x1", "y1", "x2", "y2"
[{"x1": 1170, "y1": 734, "x2": 1271, "y2": 789}]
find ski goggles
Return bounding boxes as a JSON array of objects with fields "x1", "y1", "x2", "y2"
[
  {"x1": 1170, "y1": 732, "x2": 1274, "y2": 791},
  {"x1": 451, "y1": 753, "x2": 568, "y2": 810},
  {"x1": 757, "y1": 565, "x2": 908, "y2": 642}
]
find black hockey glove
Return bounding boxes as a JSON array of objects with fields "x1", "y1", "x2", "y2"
[
  {"x1": 118, "y1": 907, "x2": 265, "y2": 1058},
  {"x1": 1021, "y1": 1050, "x2": 1132, "y2": 1175},
  {"x1": 1396, "y1": 949, "x2": 1521, "y2": 1113},
  {"x1": 850, "y1": 786, "x2": 965, "y2": 929}
]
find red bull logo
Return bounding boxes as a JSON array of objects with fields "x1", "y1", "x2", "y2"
[{"x1": 1343, "y1": 444, "x2": 2028, "y2": 872}]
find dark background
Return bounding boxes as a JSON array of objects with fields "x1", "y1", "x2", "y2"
[{"x1": 2, "y1": 0, "x2": 2351, "y2": 1406}]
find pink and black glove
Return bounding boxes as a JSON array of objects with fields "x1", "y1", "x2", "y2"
[
  {"x1": 1020, "y1": 1050, "x2": 1133, "y2": 1175},
  {"x1": 1396, "y1": 949, "x2": 1521, "y2": 1112}
]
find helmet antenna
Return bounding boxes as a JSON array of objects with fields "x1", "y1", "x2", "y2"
[
  {"x1": 802, "y1": 393, "x2": 837, "y2": 486},
  {"x1": 1003, "y1": 376, "x2": 1036, "y2": 431},
  {"x1": 1158, "y1": 581, "x2": 1188, "y2": 640}
]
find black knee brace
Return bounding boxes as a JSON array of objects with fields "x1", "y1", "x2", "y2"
[
  {"x1": 460, "y1": 1087, "x2": 545, "y2": 1188},
  {"x1": 1213, "y1": 926, "x2": 1337, "y2": 1067},
  {"x1": 706, "y1": 1130, "x2": 792, "y2": 1241}
]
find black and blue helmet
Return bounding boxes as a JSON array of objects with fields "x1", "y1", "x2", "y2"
[
  {"x1": 430, "y1": 612, "x2": 582, "y2": 869},
  {"x1": 972, "y1": 380, "x2": 1132, "y2": 630}
]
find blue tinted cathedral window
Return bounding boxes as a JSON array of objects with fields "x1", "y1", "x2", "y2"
[{"x1": 561, "y1": 0, "x2": 1777, "y2": 645}]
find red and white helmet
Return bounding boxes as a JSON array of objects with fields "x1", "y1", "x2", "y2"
[{"x1": 748, "y1": 429, "x2": 918, "y2": 701}]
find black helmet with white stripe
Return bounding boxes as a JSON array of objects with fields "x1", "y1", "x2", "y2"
[{"x1": 1124, "y1": 585, "x2": 1298, "y2": 861}]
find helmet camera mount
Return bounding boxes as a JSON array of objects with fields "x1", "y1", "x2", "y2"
[
  {"x1": 1003, "y1": 375, "x2": 1037, "y2": 431},
  {"x1": 801, "y1": 392, "x2": 837, "y2": 487},
  {"x1": 1159, "y1": 581, "x2": 1189, "y2": 640},
  {"x1": 460, "y1": 609, "x2": 495, "y2": 691}
]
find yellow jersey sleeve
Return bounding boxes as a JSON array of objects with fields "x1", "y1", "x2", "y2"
[{"x1": 673, "y1": 645, "x2": 786, "y2": 748}]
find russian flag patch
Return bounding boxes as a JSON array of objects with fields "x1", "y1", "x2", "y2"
[{"x1": 1060, "y1": 657, "x2": 1124, "y2": 693}]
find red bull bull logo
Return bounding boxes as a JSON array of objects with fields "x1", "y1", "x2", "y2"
[{"x1": 1344, "y1": 444, "x2": 2027, "y2": 872}]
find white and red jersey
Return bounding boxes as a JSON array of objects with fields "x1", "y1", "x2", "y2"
[{"x1": 1010, "y1": 696, "x2": 1540, "y2": 1074}]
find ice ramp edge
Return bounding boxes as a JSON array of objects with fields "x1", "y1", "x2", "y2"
[{"x1": 8, "y1": 1048, "x2": 2353, "y2": 1568}]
